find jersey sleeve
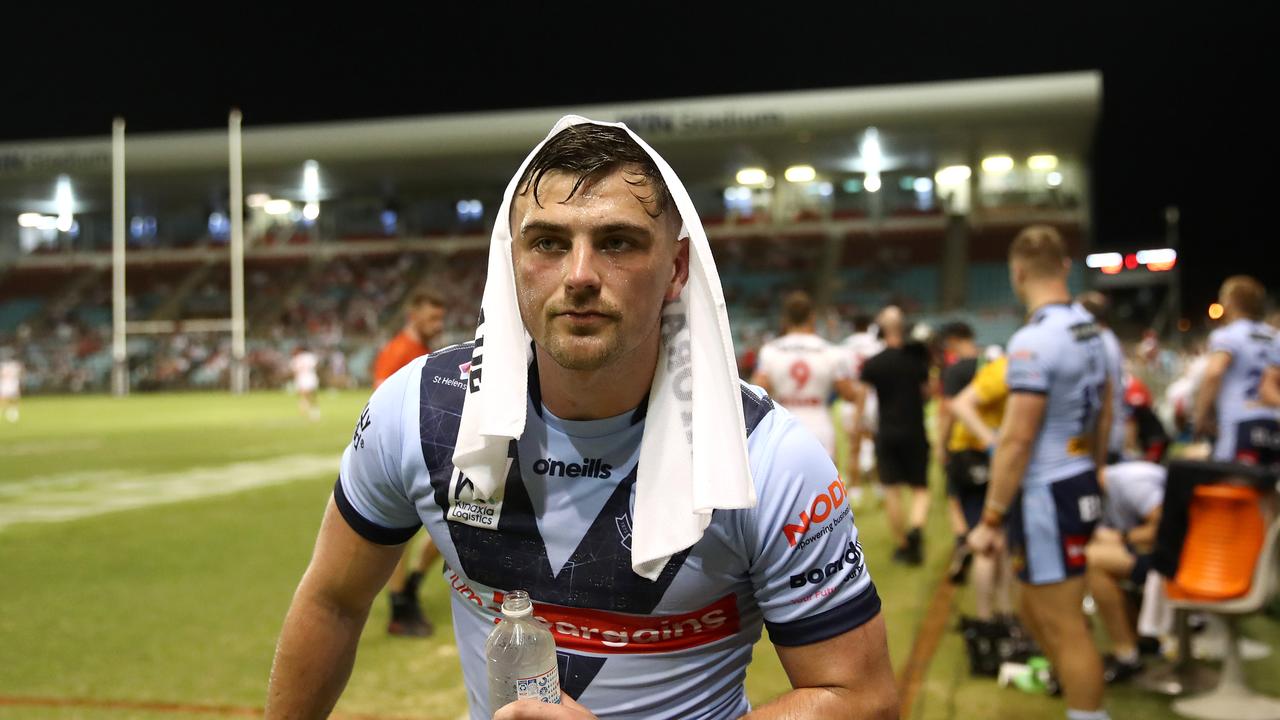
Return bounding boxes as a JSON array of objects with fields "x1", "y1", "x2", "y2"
[
  {"x1": 1207, "y1": 326, "x2": 1238, "y2": 358},
  {"x1": 830, "y1": 345, "x2": 854, "y2": 382},
  {"x1": 741, "y1": 412, "x2": 881, "y2": 647},
  {"x1": 1132, "y1": 479, "x2": 1164, "y2": 522},
  {"x1": 1006, "y1": 327, "x2": 1052, "y2": 394},
  {"x1": 335, "y1": 360, "x2": 422, "y2": 544},
  {"x1": 972, "y1": 357, "x2": 1009, "y2": 406}
]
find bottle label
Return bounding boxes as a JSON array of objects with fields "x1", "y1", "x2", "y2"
[{"x1": 515, "y1": 665, "x2": 562, "y2": 704}]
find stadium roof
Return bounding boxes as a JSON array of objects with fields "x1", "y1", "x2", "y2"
[{"x1": 0, "y1": 72, "x2": 1099, "y2": 206}]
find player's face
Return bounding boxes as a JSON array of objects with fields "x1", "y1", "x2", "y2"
[
  {"x1": 511, "y1": 167, "x2": 688, "y2": 372},
  {"x1": 412, "y1": 304, "x2": 446, "y2": 342}
]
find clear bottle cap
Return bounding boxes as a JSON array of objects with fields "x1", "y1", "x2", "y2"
[{"x1": 501, "y1": 590, "x2": 533, "y2": 618}]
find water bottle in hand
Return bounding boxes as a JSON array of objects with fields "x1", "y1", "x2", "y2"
[{"x1": 486, "y1": 590, "x2": 561, "y2": 710}]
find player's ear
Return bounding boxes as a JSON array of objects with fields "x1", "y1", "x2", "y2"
[{"x1": 665, "y1": 236, "x2": 690, "y2": 303}]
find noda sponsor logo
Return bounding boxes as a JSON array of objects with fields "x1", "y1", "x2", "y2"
[
  {"x1": 446, "y1": 463, "x2": 509, "y2": 529},
  {"x1": 782, "y1": 480, "x2": 847, "y2": 547},
  {"x1": 531, "y1": 457, "x2": 613, "y2": 479},
  {"x1": 788, "y1": 540, "x2": 865, "y2": 589}
]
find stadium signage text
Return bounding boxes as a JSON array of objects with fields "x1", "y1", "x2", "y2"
[{"x1": 617, "y1": 111, "x2": 784, "y2": 137}]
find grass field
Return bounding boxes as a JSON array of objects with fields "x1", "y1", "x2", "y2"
[{"x1": 2, "y1": 391, "x2": 1278, "y2": 719}]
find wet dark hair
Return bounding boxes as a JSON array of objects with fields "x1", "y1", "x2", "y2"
[{"x1": 516, "y1": 124, "x2": 675, "y2": 219}]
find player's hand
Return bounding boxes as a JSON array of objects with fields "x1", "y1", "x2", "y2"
[
  {"x1": 1193, "y1": 414, "x2": 1215, "y2": 441},
  {"x1": 966, "y1": 522, "x2": 1005, "y2": 557},
  {"x1": 493, "y1": 693, "x2": 596, "y2": 719},
  {"x1": 1092, "y1": 526, "x2": 1123, "y2": 545}
]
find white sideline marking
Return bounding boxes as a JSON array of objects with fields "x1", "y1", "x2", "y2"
[
  {"x1": 0, "y1": 454, "x2": 336, "y2": 530},
  {"x1": 0, "y1": 439, "x2": 104, "y2": 457}
]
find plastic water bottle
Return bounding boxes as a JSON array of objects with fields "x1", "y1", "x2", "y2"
[{"x1": 486, "y1": 590, "x2": 561, "y2": 710}]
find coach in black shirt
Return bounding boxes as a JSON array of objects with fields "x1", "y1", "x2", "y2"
[{"x1": 860, "y1": 306, "x2": 931, "y2": 565}]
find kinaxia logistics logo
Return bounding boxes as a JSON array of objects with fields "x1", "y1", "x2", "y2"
[
  {"x1": 782, "y1": 479, "x2": 850, "y2": 548},
  {"x1": 446, "y1": 464, "x2": 508, "y2": 530}
]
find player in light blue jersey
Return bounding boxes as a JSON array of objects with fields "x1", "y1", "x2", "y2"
[
  {"x1": 968, "y1": 226, "x2": 1111, "y2": 720},
  {"x1": 1078, "y1": 292, "x2": 1126, "y2": 463},
  {"x1": 266, "y1": 123, "x2": 897, "y2": 720},
  {"x1": 1193, "y1": 275, "x2": 1280, "y2": 465}
]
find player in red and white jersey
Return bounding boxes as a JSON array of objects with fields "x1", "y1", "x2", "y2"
[
  {"x1": 0, "y1": 349, "x2": 21, "y2": 423},
  {"x1": 840, "y1": 315, "x2": 884, "y2": 505},
  {"x1": 289, "y1": 347, "x2": 321, "y2": 421},
  {"x1": 750, "y1": 291, "x2": 860, "y2": 461}
]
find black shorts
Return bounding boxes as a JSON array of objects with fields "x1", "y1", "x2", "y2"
[
  {"x1": 876, "y1": 435, "x2": 929, "y2": 487},
  {"x1": 946, "y1": 450, "x2": 990, "y2": 529}
]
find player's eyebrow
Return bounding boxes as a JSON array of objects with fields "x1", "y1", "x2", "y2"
[{"x1": 519, "y1": 220, "x2": 652, "y2": 240}]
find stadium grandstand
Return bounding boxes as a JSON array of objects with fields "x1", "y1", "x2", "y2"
[{"x1": 0, "y1": 72, "x2": 1099, "y2": 395}]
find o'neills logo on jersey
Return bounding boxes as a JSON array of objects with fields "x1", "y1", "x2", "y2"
[
  {"x1": 446, "y1": 465, "x2": 506, "y2": 530},
  {"x1": 491, "y1": 591, "x2": 740, "y2": 654},
  {"x1": 782, "y1": 479, "x2": 848, "y2": 548},
  {"x1": 531, "y1": 457, "x2": 613, "y2": 479}
]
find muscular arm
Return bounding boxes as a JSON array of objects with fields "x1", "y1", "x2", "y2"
[
  {"x1": 745, "y1": 613, "x2": 898, "y2": 720},
  {"x1": 1261, "y1": 366, "x2": 1280, "y2": 407},
  {"x1": 948, "y1": 383, "x2": 997, "y2": 449},
  {"x1": 848, "y1": 381, "x2": 868, "y2": 479},
  {"x1": 934, "y1": 392, "x2": 955, "y2": 466},
  {"x1": 1126, "y1": 506, "x2": 1162, "y2": 553},
  {"x1": 1193, "y1": 351, "x2": 1232, "y2": 438},
  {"x1": 265, "y1": 499, "x2": 406, "y2": 719},
  {"x1": 835, "y1": 378, "x2": 863, "y2": 405}
]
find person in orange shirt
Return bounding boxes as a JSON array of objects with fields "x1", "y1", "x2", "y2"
[
  {"x1": 373, "y1": 290, "x2": 447, "y2": 387},
  {"x1": 376, "y1": 290, "x2": 447, "y2": 636}
]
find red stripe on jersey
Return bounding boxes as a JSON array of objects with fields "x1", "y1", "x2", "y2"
[{"x1": 491, "y1": 591, "x2": 741, "y2": 654}]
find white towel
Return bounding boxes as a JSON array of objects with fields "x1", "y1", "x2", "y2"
[{"x1": 451, "y1": 115, "x2": 756, "y2": 581}]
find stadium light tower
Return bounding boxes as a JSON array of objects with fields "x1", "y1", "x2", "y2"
[
  {"x1": 229, "y1": 109, "x2": 248, "y2": 394},
  {"x1": 111, "y1": 118, "x2": 128, "y2": 397}
]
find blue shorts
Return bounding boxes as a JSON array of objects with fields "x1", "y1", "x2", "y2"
[
  {"x1": 1007, "y1": 471, "x2": 1102, "y2": 585},
  {"x1": 1216, "y1": 418, "x2": 1280, "y2": 466}
]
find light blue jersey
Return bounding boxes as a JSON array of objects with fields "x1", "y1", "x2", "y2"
[
  {"x1": 337, "y1": 345, "x2": 881, "y2": 719},
  {"x1": 1207, "y1": 319, "x2": 1280, "y2": 461},
  {"x1": 1102, "y1": 461, "x2": 1166, "y2": 532},
  {"x1": 1100, "y1": 328, "x2": 1127, "y2": 457},
  {"x1": 1006, "y1": 303, "x2": 1110, "y2": 487}
]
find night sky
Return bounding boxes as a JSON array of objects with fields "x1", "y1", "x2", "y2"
[{"x1": 1, "y1": 7, "x2": 1269, "y2": 317}]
